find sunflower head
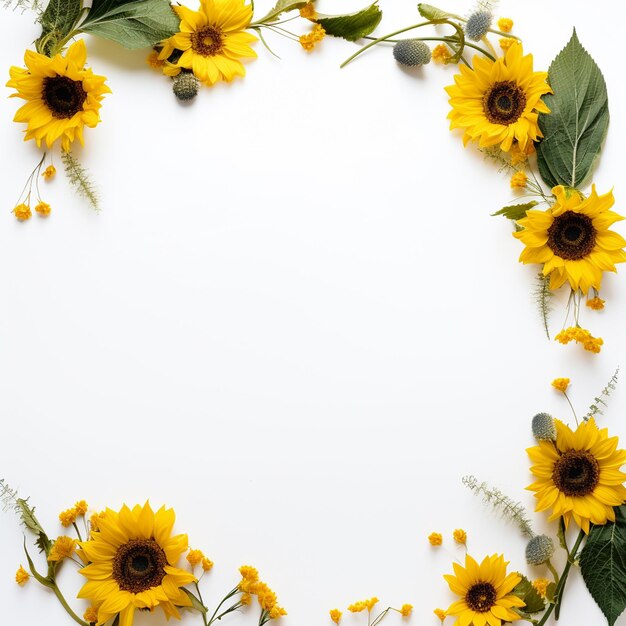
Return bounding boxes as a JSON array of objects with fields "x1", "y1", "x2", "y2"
[
  {"x1": 515, "y1": 185, "x2": 626, "y2": 294},
  {"x1": 527, "y1": 418, "x2": 626, "y2": 533},
  {"x1": 78, "y1": 502, "x2": 196, "y2": 626},
  {"x1": 445, "y1": 43, "x2": 551, "y2": 152},
  {"x1": 444, "y1": 554, "x2": 524, "y2": 626},
  {"x1": 7, "y1": 40, "x2": 110, "y2": 152}
]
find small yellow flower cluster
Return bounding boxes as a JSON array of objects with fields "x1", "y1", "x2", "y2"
[
  {"x1": 42, "y1": 165, "x2": 56, "y2": 180},
  {"x1": 14, "y1": 161, "x2": 56, "y2": 220},
  {"x1": 400, "y1": 604, "x2": 413, "y2": 616},
  {"x1": 15, "y1": 565, "x2": 29, "y2": 585},
  {"x1": 146, "y1": 50, "x2": 166, "y2": 70},
  {"x1": 89, "y1": 510, "x2": 106, "y2": 532},
  {"x1": 432, "y1": 44, "x2": 452, "y2": 64},
  {"x1": 329, "y1": 608, "x2": 343, "y2": 623},
  {"x1": 428, "y1": 532, "x2": 443, "y2": 546},
  {"x1": 555, "y1": 326, "x2": 603, "y2": 354},
  {"x1": 348, "y1": 597, "x2": 379, "y2": 613},
  {"x1": 497, "y1": 18, "x2": 514, "y2": 32},
  {"x1": 499, "y1": 38, "x2": 516, "y2": 51},
  {"x1": 13, "y1": 204, "x2": 32, "y2": 221},
  {"x1": 238, "y1": 565, "x2": 287, "y2": 619},
  {"x1": 48, "y1": 536, "x2": 77, "y2": 562},
  {"x1": 83, "y1": 606, "x2": 99, "y2": 624},
  {"x1": 59, "y1": 501, "x2": 89, "y2": 527},
  {"x1": 510, "y1": 171, "x2": 528, "y2": 189},
  {"x1": 510, "y1": 141, "x2": 535, "y2": 166},
  {"x1": 434, "y1": 608, "x2": 447, "y2": 621},
  {"x1": 299, "y1": 23, "x2": 326, "y2": 51},
  {"x1": 587, "y1": 296, "x2": 605, "y2": 310},
  {"x1": 532, "y1": 577, "x2": 550, "y2": 598},
  {"x1": 187, "y1": 548, "x2": 214, "y2": 571},
  {"x1": 452, "y1": 528, "x2": 467, "y2": 544},
  {"x1": 551, "y1": 378, "x2": 570, "y2": 393},
  {"x1": 299, "y1": 2, "x2": 317, "y2": 19}
]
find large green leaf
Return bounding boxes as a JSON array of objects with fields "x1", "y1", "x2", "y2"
[
  {"x1": 315, "y1": 3, "x2": 382, "y2": 42},
  {"x1": 537, "y1": 30, "x2": 609, "y2": 189},
  {"x1": 80, "y1": 0, "x2": 180, "y2": 49},
  {"x1": 36, "y1": 0, "x2": 82, "y2": 55},
  {"x1": 580, "y1": 505, "x2": 626, "y2": 626}
]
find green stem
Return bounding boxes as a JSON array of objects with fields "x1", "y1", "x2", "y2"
[
  {"x1": 546, "y1": 559, "x2": 560, "y2": 585},
  {"x1": 52, "y1": 584, "x2": 89, "y2": 626},
  {"x1": 194, "y1": 583, "x2": 209, "y2": 626},
  {"x1": 553, "y1": 530, "x2": 585, "y2": 620}
]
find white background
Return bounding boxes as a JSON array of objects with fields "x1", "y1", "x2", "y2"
[{"x1": 1, "y1": 1, "x2": 626, "y2": 625}]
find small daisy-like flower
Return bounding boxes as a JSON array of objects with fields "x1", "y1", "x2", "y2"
[
  {"x1": 497, "y1": 18, "x2": 513, "y2": 32},
  {"x1": 532, "y1": 578, "x2": 550, "y2": 598},
  {"x1": 587, "y1": 296, "x2": 605, "y2": 310},
  {"x1": 434, "y1": 608, "x2": 446, "y2": 621},
  {"x1": 13, "y1": 203, "x2": 31, "y2": 221},
  {"x1": 453, "y1": 528, "x2": 467, "y2": 544},
  {"x1": 400, "y1": 603, "x2": 413, "y2": 616},
  {"x1": 551, "y1": 378, "x2": 570, "y2": 393},
  {"x1": 42, "y1": 165, "x2": 56, "y2": 180},
  {"x1": 428, "y1": 532, "x2": 443, "y2": 546},
  {"x1": 48, "y1": 536, "x2": 76, "y2": 562},
  {"x1": 59, "y1": 508, "x2": 77, "y2": 527},
  {"x1": 510, "y1": 171, "x2": 528, "y2": 189},
  {"x1": 15, "y1": 565, "x2": 30, "y2": 585},
  {"x1": 35, "y1": 201, "x2": 51, "y2": 216},
  {"x1": 329, "y1": 608, "x2": 342, "y2": 624},
  {"x1": 187, "y1": 549, "x2": 204, "y2": 567}
]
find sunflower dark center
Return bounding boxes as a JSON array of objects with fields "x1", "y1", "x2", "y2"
[
  {"x1": 483, "y1": 81, "x2": 527, "y2": 125},
  {"x1": 42, "y1": 76, "x2": 86, "y2": 119},
  {"x1": 191, "y1": 26, "x2": 224, "y2": 56},
  {"x1": 552, "y1": 450, "x2": 600, "y2": 497},
  {"x1": 547, "y1": 211, "x2": 596, "y2": 260},
  {"x1": 112, "y1": 538, "x2": 167, "y2": 593},
  {"x1": 466, "y1": 582, "x2": 497, "y2": 613}
]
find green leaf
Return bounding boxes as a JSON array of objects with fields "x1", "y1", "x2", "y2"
[
  {"x1": 80, "y1": 0, "x2": 180, "y2": 49},
  {"x1": 417, "y1": 3, "x2": 454, "y2": 21},
  {"x1": 17, "y1": 499, "x2": 51, "y2": 555},
  {"x1": 512, "y1": 574, "x2": 546, "y2": 614},
  {"x1": 537, "y1": 30, "x2": 609, "y2": 189},
  {"x1": 545, "y1": 582, "x2": 557, "y2": 603},
  {"x1": 36, "y1": 0, "x2": 82, "y2": 55},
  {"x1": 491, "y1": 200, "x2": 538, "y2": 221},
  {"x1": 316, "y1": 3, "x2": 382, "y2": 42},
  {"x1": 533, "y1": 272, "x2": 553, "y2": 340},
  {"x1": 254, "y1": 0, "x2": 308, "y2": 24},
  {"x1": 182, "y1": 588, "x2": 208, "y2": 614},
  {"x1": 580, "y1": 505, "x2": 626, "y2": 626},
  {"x1": 61, "y1": 150, "x2": 99, "y2": 211}
]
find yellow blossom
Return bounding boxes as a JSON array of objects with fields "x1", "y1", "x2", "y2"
[
  {"x1": 15, "y1": 566, "x2": 29, "y2": 585},
  {"x1": 201, "y1": 557, "x2": 214, "y2": 571},
  {"x1": 510, "y1": 171, "x2": 527, "y2": 189},
  {"x1": 13, "y1": 203, "x2": 31, "y2": 221},
  {"x1": 434, "y1": 608, "x2": 446, "y2": 621},
  {"x1": 48, "y1": 536, "x2": 76, "y2": 562},
  {"x1": 452, "y1": 528, "x2": 467, "y2": 544},
  {"x1": 555, "y1": 326, "x2": 603, "y2": 354},
  {"x1": 74, "y1": 500, "x2": 88, "y2": 515},
  {"x1": 551, "y1": 378, "x2": 570, "y2": 393},
  {"x1": 299, "y1": 2, "x2": 316, "y2": 18},
  {"x1": 510, "y1": 141, "x2": 535, "y2": 165},
  {"x1": 147, "y1": 50, "x2": 166, "y2": 70},
  {"x1": 240, "y1": 565, "x2": 259, "y2": 581},
  {"x1": 428, "y1": 532, "x2": 443, "y2": 546},
  {"x1": 498, "y1": 18, "x2": 513, "y2": 32},
  {"x1": 187, "y1": 549, "x2": 204, "y2": 567},
  {"x1": 59, "y1": 508, "x2": 77, "y2": 527},
  {"x1": 89, "y1": 511, "x2": 105, "y2": 532},
  {"x1": 35, "y1": 201, "x2": 51, "y2": 216},
  {"x1": 532, "y1": 578, "x2": 550, "y2": 598},
  {"x1": 432, "y1": 44, "x2": 452, "y2": 64},
  {"x1": 587, "y1": 297, "x2": 605, "y2": 310},
  {"x1": 241, "y1": 593, "x2": 252, "y2": 605},
  {"x1": 348, "y1": 597, "x2": 378, "y2": 612},
  {"x1": 299, "y1": 23, "x2": 325, "y2": 51},
  {"x1": 41, "y1": 165, "x2": 56, "y2": 180},
  {"x1": 330, "y1": 608, "x2": 342, "y2": 623},
  {"x1": 269, "y1": 605, "x2": 287, "y2": 618},
  {"x1": 499, "y1": 37, "x2": 516, "y2": 51},
  {"x1": 400, "y1": 604, "x2": 413, "y2": 616},
  {"x1": 84, "y1": 606, "x2": 99, "y2": 624}
]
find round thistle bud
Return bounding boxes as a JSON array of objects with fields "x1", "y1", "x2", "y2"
[
  {"x1": 464, "y1": 10, "x2": 492, "y2": 41},
  {"x1": 525, "y1": 534, "x2": 555, "y2": 566},
  {"x1": 532, "y1": 412, "x2": 557, "y2": 441},
  {"x1": 393, "y1": 40, "x2": 432, "y2": 67},
  {"x1": 173, "y1": 72, "x2": 200, "y2": 101}
]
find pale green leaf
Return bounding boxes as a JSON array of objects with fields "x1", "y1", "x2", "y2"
[
  {"x1": 491, "y1": 200, "x2": 538, "y2": 221},
  {"x1": 417, "y1": 3, "x2": 454, "y2": 21},
  {"x1": 254, "y1": 0, "x2": 307, "y2": 24},
  {"x1": 316, "y1": 3, "x2": 382, "y2": 42},
  {"x1": 512, "y1": 574, "x2": 546, "y2": 614}
]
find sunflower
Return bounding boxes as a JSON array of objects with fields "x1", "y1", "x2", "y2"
[
  {"x1": 444, "y1": 554, "x2": 524, "y2": 626},
  {"x1": 515, "y1": 185, "x2": 626, "y2": 294},
  {"x1": 445, "y1": 43, "x2": 551, "y2": 152},
  {"x1": 7, "y1": 40, "x2": 110, "y2": 153},
  {"x1": 77, "y1": 503, "x2": 196, "y2": 626},
  {"x1": 527, "y1": 418, "x2": 626, "y2": 533},
  {"x1": 159, "y1": 0, "x2": 257, "y2": 85}
]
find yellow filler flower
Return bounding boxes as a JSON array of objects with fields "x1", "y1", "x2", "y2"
[
  {"x1": 77, "y1": 502, "x2": 196, "y2": 626},
  {"x1": 527, "y1": 418, "x2": 626, "y2": 533},
  {"x1": 7, "y1": 40, "x2": 110, "y2": 152},
  {"x1": 444, "y1": 554, "x2": 524, "y2": 626},
  {"x1": 445, "y1": 43, "x2": 551, "y2": 152},
  {"x1": 515, "y1": 185, "x2": 626, "y2": 294},
  {"x1": 160, "y1": 0, "x2": 257, "y2": 85}
]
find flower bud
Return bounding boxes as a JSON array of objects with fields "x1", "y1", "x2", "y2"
[
  {"x1": 393, "y1": 40, "x2": 432, "y2": 67},
  {"x1": 465, "y1": 10, "x2": 492, "y2": 41},
  {"x1": 532, "y1": 412, "x2": 556, "y2": 441},
  {"x1": 173, "y1": 72, "x2": 200, "y2": 101},
  {"x1": 525, "y1": 534, "x2": 555, "y2": 566}
]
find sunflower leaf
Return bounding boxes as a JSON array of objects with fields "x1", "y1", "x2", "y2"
[
  {"x1": 36, "y1": 0, "x2": 82, "y2": 55},
  {"x1": 491, "y1": 200, "x2": 538, "y2": 221},
  {"x1": 80, "y1": 0, "x2": 180, "y2": 49},
  {"x1": 580, "y1": 505, "x2": 626, "y2": 626},
  {"x1": 315, "y1": 3, "x2": 382, "y2": 42},
  {"x1": 254, "y1": 0, "x2": 308, "y2": 24},
  {"x1": 537, "y1": 30, "x2": 609, "y2": 189},
  {"x1": 182, "y1": 588, "x2": 208, "y2": 614},
  {"x1": 512, "y1": 574, "x2": 546, "y2": 614}
]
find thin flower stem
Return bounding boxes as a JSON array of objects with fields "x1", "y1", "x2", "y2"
[
  {"x1": 563, "y1": 392, "x2": 579, "y2": 426},
  {"x1": 488, "y1": 29, "x2": 521, "y2": 39},
  {"x1": 207, "y1": 587, "x2": 240, "y2": 626},
  {"x1": 52, "y1": 583, "x2": 89, "y2": 626},
  {"x1": 553, "y1": 529, "x2": 585, "y2": 620},
  {"x1": 73, "y1": 522, "x2": 83, "y2": 542},
  {"x1": 546, "y1": 559, "x2": 560, "y2": 585},
  {"x1": 481, "y1": 35, "x2": 497, "y2": 58},
  {"x1": 193, "y1": 582, "x2": 209, "y2": 626}
]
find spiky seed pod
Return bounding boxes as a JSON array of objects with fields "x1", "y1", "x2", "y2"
[
  {"x1": 173, "y1": 72, "x2": 200, "y2": 101},
  {"x1": 525, "y1": 534, "x2": 555, "y2": 566},
  {"x1": 393, "y1": 40, "x2": 432, "y2": 67},
  {"x1": 465, "y1": 10, "x2": 492, "y2": 41},
  {"x1": 532, "y1": 412, "x2": 557, "y2": 441}
]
